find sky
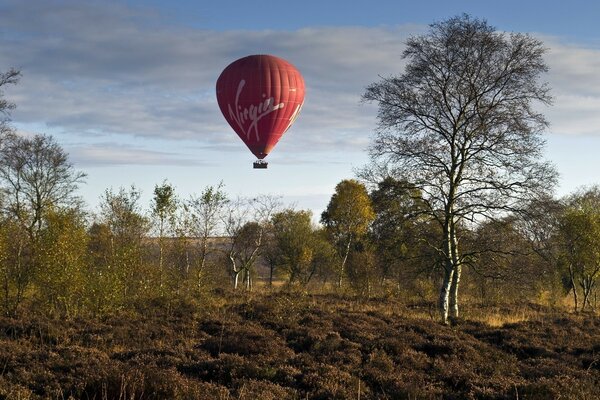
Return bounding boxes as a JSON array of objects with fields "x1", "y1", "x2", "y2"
[{"x1": 2, "y1": 0, "x2": 600, "y2": 219}]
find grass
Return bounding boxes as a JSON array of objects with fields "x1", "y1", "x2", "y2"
[{"x1": 0, "y1": 292, "x2": 599, "y2": 399}]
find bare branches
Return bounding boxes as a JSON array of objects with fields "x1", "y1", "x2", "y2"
[
  {"x1": 363, "y1": 15, "x2": 556, "y2": 323},
  {"x1": 363, "y1": 15, "x2": 556, "y2": 228},
  {"x1": 0, "y1": 134, "x2": 86, "y2": 238}
]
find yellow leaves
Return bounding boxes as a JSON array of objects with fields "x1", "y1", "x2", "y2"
[{"x1": 322, "y1": 179, "x2": 375, "y2": 238}]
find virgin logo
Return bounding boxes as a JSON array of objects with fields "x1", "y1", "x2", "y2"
[{"x1": 228, "y1": 80, "x2": 284, "y2": 141}]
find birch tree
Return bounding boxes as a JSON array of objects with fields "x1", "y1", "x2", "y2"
[
  {"x1": 151, "y1": 180, "x2": 178, "y2": 284},
  {"x1": 0, "y1": 134, "x2": 86, "y2": 240},
  {"x1": 186, "y1": 182, "x2": 228, "y2": 275},
  {"x1": 0, "y1": 134, "x2": 85, "y2": 315},
  {"x1": 363, "y1": 15, "x2": 557, "y2": 323},
  {"x1": 223, "y1": 195, "x2": 281, "y2": 290},
  {"x1": 321, "y1": 179, "x2": 375, "y2": 288},
  {"x1": 558, "y1": 187, "x2": 600, "y2": 312}
]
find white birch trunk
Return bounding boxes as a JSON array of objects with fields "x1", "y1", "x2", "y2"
[
  {"x1": 338, "y1": 235, "x2": 352, "y2": 288},
  {"x1": 439, "y1": 266, "x2": 454, "y2": 325},
  {"x1": 449, "y1": 226, "x2": 461, "y2": 320},
  {"x1": 449, "y1": 263, "x2": 461, "y2": 319}
]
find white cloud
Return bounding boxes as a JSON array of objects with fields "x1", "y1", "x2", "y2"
[
  {"x1": 1, "y1": 0, "x2": 600, "y2": 171},
  {"x1": 543, "y1": 37, "x2": 600, "y2": 136},
  {"x1": 0, "y1": 0, "x2": 413, "y2": 163},
  {"x1": 66, "y1": 142, "x2": 206, "y2": 166}
]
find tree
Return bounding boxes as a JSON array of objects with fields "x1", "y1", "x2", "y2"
[
  {"x1": 0, "y1": 68, "x2": 20, "y2": 136},
  {"x1": 0, "y1": 134, "x2": 86, "y2": 240},
  {"x1": 151, "y1": 180, "x2": 178, "y2": 288},
  {"x1": 271, "y1": 209, "x2": 318, "y2": 286},
  {"x1": 0, "y1": 216, "x2": 28, "y2": 316},
  {"x1": 223, "y1": 195, "x2": 281, "y2": 290},
  {"x1": 467, "y1": 217, "x2": 542, "y2": 304},
  {"x1": 558, "y1": 187, "x2": 600, "y2": 312},
  {"x1": 86, "y1": 221, "x2": 117, "y2": 315},
  {"x1": 363, "y1": 15, "x2": 557, "y2": 323},
  {"x1": 516, "y1": 196, "x2": 565, "y2": 303},
  {"x1": 369, "y1": 177, "x2": 431, "y2": 289},
  {"x1": 186, "y1": 182, "x2": 229, "y2": 281},
  {"x1": 35, "y1": 206, "x2": 88, "y2": 317},
  {"x1": 321, "y1": 179, "x2": 375, "y2": 288},
  {"x1": 0, "y1": 133, "x2": 85, "y2": 315},
  {"x1": 97, "y1": 186, "x2": 149, "y2": 307}
]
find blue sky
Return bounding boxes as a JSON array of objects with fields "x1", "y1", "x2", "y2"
[{"x1": 1, "y1": 0, "x2": 600, "y2": 219}]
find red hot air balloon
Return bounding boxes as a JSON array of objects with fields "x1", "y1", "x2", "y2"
[{"x1": 216, "y1": 54, "x2": 305, "y2": 168}]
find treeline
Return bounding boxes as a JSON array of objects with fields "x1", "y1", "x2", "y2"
[
  {"x1": 1, "y1": 52, "x2": 599, "y2": 321},
  {"x1": 0, "y1": 128, "x2": 598, "y2": 318}
]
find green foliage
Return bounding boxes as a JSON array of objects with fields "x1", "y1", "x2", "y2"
[
  {"x1": 185, "y1": 182, "x2": 229, "y2": 282},
  {"x1": 34, "y1": 207, "x2": 88, "y2": 317},
  {"x1": 0, "y1": 131, "x2": 85, "y2": 315},
  {"x1": 345, "y1": 243, "x2": 377, "y2": 297},
  {"x1": 150, "y1": 180, "x2": 179, "y2": 292},
  {"x1": 321, "y1": 179, "x2": 375, "y2": 287},
  {"x1": 271, "y1": 209, "x2": 336, "y2": 286},
  {"x1": 86, "y1": 222, "x2": 123, "y2": 315},
  {"x1": 91, "y1": 186, "x2": 152, "y2": 312},
  {"x1": 369, "y1": 177, "x2": 433, "y2": 288},
  {"x1": 0, "y1": 218, "x2": 30, "y2": 316},
  {"x1": 151, "y1": 180, "x2": 178, "y2": 227},
  {"x1": 558, "y1": 186, "x2": 600, "y2": 311}
]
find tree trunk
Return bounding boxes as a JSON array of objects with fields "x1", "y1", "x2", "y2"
[
  {"x1": 158, "y1": 218, "x2": 164, "y2": 288},
  {"x1": 233, "y1": 269, "x2": 240, "y2": 290},
  {"x1": 449, "y1": 263, "x2": 461, "y2": 320},
  {"x1": 449, "y1": 225, "x2": 461, "y2": 320},
  {"x1": 338, "y1": 236, "x2": 352, "y2": 288},
  {"x1": 439, "y1": 216, "x2": 456, "y2": 324},
  {"x1": 580, "y1": 275, "x2": 595, "y2": 312},
  {"x1": 269, "y1": 261, "x2": 275, "y2": 287},
  {"x1": 569, "y1": 263, "x2": 578, "y2": 312},
  {"x1": 200, "y1": 236, "x2": 208, "y2": 273},
  {"x1": 229, "y1": 253, "x2": 240, "y2": 290},
  {"x1": 439, "y1": 265, "x2": 454, "y2": 325}
]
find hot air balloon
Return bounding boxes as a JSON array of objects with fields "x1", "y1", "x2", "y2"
[{"x1": 216, "y1": 54, "x2": 305, "y2": 168}]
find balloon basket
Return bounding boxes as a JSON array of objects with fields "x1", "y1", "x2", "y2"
[{"x1": 253, "y1": 160, "x2": 268, "y2": 169}]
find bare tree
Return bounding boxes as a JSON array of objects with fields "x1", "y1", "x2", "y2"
[
  {"x1": 0, "y1": 134, "x2": 86, "y2": 240},
  {"x1": 222, "y1": 197, "x2": 249, "y2": 289},
  {"x1": 363, "y1": 15, "x2": 557, "y2": 324},
  {"x1": 0, "y1": 68, "x2": 20, "y2": 137},
  {"x1": 222, "y1": 195, "x2": 282, "y2": 290},
  {"x1": 186, "y1": 182, "x2": 229, "y2": 277}
]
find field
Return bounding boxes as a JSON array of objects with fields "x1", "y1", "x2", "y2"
[{"x1": 0, "y1": 293, "x2": 599, "y2": 399}]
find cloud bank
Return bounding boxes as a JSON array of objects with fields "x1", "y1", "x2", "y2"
[{"x1": 0, "y1": 0, "x2": 599, "y2": 168}]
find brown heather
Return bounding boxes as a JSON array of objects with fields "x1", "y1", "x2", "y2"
[{"x1": 0, "y1": 292, "x2": 598, "y2": 399}]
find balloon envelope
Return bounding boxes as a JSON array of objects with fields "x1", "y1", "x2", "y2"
[{"x1": 216, "y1": 54, "x2": 305, "y2": 160}]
